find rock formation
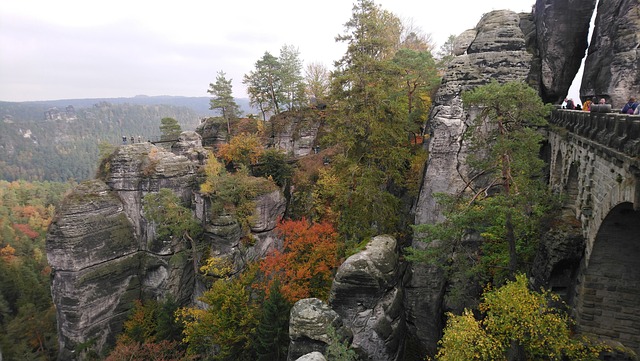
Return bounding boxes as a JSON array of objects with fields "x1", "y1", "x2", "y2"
[
  {"x1": 287, "y1": 298, "x2": 351, "y2": 361},
  {"x1": 47, "y1": 133, "x2": 286, "y2": 359},
  {"x1": 196, "y1": 109, "x2": 323, "y2": 157},
  {"x1": 329, "y1": 235, "x2": 405, "y2": 360},
  {"x1": 411, "y1": 9, "x2": 537, "y2": 355},
  {"x1": 534, "y1": 0, "x2": 597, "y2": 103},
  {"x1": 580, "y1": 0, "x2": 640, "y2": 108}
]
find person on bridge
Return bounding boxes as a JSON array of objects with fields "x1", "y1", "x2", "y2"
[
  {"x1": 564, "y1": 98, "x2": 575, "y2": 110},
  {"x1": 621, "y1": 97, "x2": 638, "y2": 114}
]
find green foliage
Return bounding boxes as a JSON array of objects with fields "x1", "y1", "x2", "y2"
[
  {"x1": 244, "y1": 51, "x2": 282, "y2": 119},
  {"x1": 319, "y1": 0, "x2": 434, "y2": 242},
  {"x1": 252, "y1": 148, "x2": 294, "y2": 187},
  {"x1": 410, "y1": 81, "x2": 556, "y2": 307},
  {"x1": 208, "y1": 71, "x2": 241, "y2": 137},
  {"x1": 160, "y1": 117, "x2": 183, "y2": 140},
  {"x1": 123, "y1": 298, "x2": 183, "y2": 344},
  {"x1": 178, "y1": 264, "x2": 260, "y2": 360},
  {"x1": 143, "y1": 188, "x2": 201, "y2": 244},
  {"x1": 325, "y1": 324, "x2": 358, "y2": 361},
  {"x1": 200, "y1": 154, "x2": 277, "y2": 233},
  {"x1": 0, "y1": 102, "x2": 199, "y2": 182},
  {"x1": 437, "y1": 274, "x2": 608, "y2": 361},
  {"x1": 254, "y1": 281, "x2": 291, "y2": 361}
]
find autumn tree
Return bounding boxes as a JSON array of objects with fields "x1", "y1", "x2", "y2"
[
  {"x1": 304, "y1": 62, "x2": 330, "y2": 107},
  {"x1": 178, "y1": 264, "x2": 260, "y2": 360},
  {"x1": 208, "y1": 70, "x2": 241, "y2": 137},
  {"x1": 200, "y1": 153, "x2": 276, "y2": 233},
  {"x1": 106, "y1": 298, "x2": 186, "y2": 361},
  {"x1": 159, "y1": 117, "x2": 182, "y2": 141},
  {"x1": 217, "y1": 133, "x2": 265, "y2": 168},
  {"x1": 437, "y1": 274, "x2": 607, "y2": 361},
  {"x1": 259, "y1": 218, "x2": 339, "y2": 302},
  {"x1": 400, "y1": 18, "x2": 435, "y2": 53}
]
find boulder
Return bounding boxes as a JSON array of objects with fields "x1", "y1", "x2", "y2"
[
  {"x1": 453, "y1": 29, "x2": 477, "y2": 56},
  {"x1": 295, "y1": 352, "x2": 327, "y2": 361},
  {"x1": 287, "y1": 298, "x2": 350, "y2": 361},
  {"x1": 329, "y1": 235, "x2": 404, "y2": 361}
]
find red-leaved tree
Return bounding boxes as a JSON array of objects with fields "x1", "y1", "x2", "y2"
[{"x1": 260, "y1": 218, "x2": 339, "y2": 302}]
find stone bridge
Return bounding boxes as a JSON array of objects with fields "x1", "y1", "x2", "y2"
[{"x1": 546, "y1": 109, "x2": 640, "y2": 353}]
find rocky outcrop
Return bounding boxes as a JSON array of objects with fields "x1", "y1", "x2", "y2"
[
  {"x1": 47, "y1": 133, "x2": 286, "y2": 360},
  {"x1": 269, "y1": 109, "x2": 323, "y2": 157},
  {"x1": 580, "y1": 0, "x2": 640, "y2": 108},
  {"x1": 534, "y1": 0, "x2": 597, "y2": 103},
  {"x1": 329, "y1": 235, "x2": 404, "y2": 361},
  {"x1": 411, "y1": 10, "x2": 536, "y2": 356},
  {"x1": 287, "y1": 298, "x2": 350, "y2": 361},
  {"x1": 196, "y1": 109, "x2": 323, "y2": 157}
]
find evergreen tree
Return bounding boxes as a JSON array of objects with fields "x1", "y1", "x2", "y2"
[
  {"x1": 254, "y1": 281, "x2": 291, "y2": 361},
  {"x1": 159, "y1": 117, "x2": 182, "y2": 141},
  {"x1": 321, "y1": 0, "x2": 413, "y2": 241},
  {"x1": 244, "y1": 52, "x2": 282, "y2": 120},
  {"x1": 278, "y1": 44, "x2": 307, "y2": 111},
  {"x1": 412, "y1": 81, "x2": 555, "y2": 307},
  {"x1": 208, "y1": 71, "x2": 241, "y2": 137}
]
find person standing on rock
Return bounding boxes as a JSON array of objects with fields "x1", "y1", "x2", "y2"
[{"x1": 621, "y1": 97, "x2": 638, "y2": 114}]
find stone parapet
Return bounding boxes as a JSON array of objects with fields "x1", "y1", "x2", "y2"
[{"x1": 549, "y1": 109, "x2": 640, "y2": 157}]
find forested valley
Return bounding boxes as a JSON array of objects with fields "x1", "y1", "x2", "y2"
[{"x1": 0, "y1": 101, "x2": 201, "y2": 181}]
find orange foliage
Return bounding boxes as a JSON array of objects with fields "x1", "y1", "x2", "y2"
[
  {"x1": 13, "y1": 223, "x2": 39, "y2": 239},
  {"x1": 1, "y1": 244, "x2": 16, "y2": 262},
  {"x1": 217, "y1": 132, "x2": 264, "y2": 167},
  {"x1": 259, "y1": 218, "x2": 339, "y2": 303}
]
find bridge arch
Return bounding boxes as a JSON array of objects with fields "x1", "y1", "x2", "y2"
[
  {"x1": 547, "y1": 109, "x2": 640, "y2": 354},
  {"x1": 573, "y1": 202, "x2": 640, "y2": 351}
]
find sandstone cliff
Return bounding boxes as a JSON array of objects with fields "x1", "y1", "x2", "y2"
[
  {"x1": 580, "y1": 0, "x2": 640, "y2": 108},
  {"x1": 46, "y1": 132, "x2": 286, "y2": 359}
]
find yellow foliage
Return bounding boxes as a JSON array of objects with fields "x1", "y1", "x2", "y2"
[
  {"x1": 200, "y1": 152, "x2": 224, "y2": 196},
  {"x1": 436, "y1": 274, "x2": 608, "y2": 361},
  {"x1": 200, "y1": 256, "x2": 233, "y2": 278},
  {"x1": 217, "y1": 133, "x2": 264, "y2": 167}
]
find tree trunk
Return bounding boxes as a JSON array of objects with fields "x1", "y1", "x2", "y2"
[{"x1": 505, "y1": 210, "x2": 517, "y2": 276}]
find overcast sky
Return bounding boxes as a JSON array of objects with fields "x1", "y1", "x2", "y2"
[{"x1": 1, "y1": 0, "x2": 536, "y2": 102}]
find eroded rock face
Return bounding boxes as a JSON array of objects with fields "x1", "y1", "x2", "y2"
[
  {"x1": 287, "y1": 298, "x2": 350, "y2": 361},
  {"x1": 329, "y1": 235, "x2": 404, "y2": 361},
  {"x1": 47, "y1": 133, "x2": 286, "y2": 360},
  {"x1": 411, "y1": 10, "x2": 535, "y2": 356},
  {"x1": 534, "y1": 0, "x2": 597, "y2": 103},
  {"x1": 580, "y1": 0, "x2": 640, "y2": 108}
]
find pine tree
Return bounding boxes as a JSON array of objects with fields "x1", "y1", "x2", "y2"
[
  {"x1": 254, "y1": 281, "x2": 291, "y2": 361},
  {"x1": 159, "y1": 117, "x2": 182, "y2": 141},
  {"x1": 208, "y1": 71, "x2": 241, "y2": 137}
]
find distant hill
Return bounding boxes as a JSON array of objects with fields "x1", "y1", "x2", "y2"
[
  {"x1": 0, "y1": 101, "x2": 205, "y2": 182},
  {"x1": 0, "y1": 95, "x2": 255, "y2": 119}
]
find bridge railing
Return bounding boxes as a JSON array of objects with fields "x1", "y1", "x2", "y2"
[{"x1": 550, "y1": 109, "x2": 640, "y2": 157}]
